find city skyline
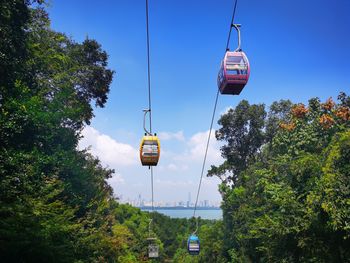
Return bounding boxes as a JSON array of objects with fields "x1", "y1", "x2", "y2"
[{"x1": 116, "y1": 193, "x2": 221, "y2": 208}]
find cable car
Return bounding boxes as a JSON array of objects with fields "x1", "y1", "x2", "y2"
[
  {"x1": 147, "y1": 219, "x2": 159, "y2": 258},
  {"x1": 187, "y1": 235, "x2": 200, "y2": 255},
  {"x1": 140, "y1": 134, "x2": 160, "y2": 166},
  {"x1": 217, "y1": 24, "x2": 250, "y2": 95},
  {"x1": 218, "y1": 51, "x2": 250, "y2": 95},
  {"x1": 140, "y1": 109, "x2": 160, "y2": 166},
  {"x1": 148, "y1": 242, "x2": 159, "y2": 258}
]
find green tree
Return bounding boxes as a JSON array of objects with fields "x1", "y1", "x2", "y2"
[
  {"x1": 0, "y1": 2, "x2": 125, "y2": 262},
  {"x1": 210, "y1": 95, "x2": 350, "y2": 262}
]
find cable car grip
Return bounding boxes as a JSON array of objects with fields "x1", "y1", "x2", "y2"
[{"x1": 192, "y1": 217, "x2": 199, "y2": 235}]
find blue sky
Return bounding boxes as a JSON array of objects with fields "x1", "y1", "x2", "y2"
[{"x1": 47, "y1": 0, "x2": 350, "y2": 205}]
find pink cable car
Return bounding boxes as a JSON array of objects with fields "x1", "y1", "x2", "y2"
[{"x1": 218, "y1": 24, "x2": 250, "y2": 95}]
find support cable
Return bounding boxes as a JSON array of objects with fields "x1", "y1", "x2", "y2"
[
  {"x1": 192, "y1": 89, "x2": 220, "y2": 219},
  {"x1": 192, "y1": 0, "x2": 239, "y2": 230},
  {"x1": 226, "y1": 0, "x2": 239, "y2": 51},
  {"x1": 145, "y1": 0, "x2": 156, "y2": 238},
  {"x1": 151, "y1": 167, "x2": 154, "y2": 214},
  {"x1": 146, "y1": 0, "x2": 152, "y2": 133}
]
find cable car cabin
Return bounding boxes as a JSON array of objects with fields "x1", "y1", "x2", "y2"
[
  {"x1": 187, "y1": 235, "x2": 200, "y2": 255},
  {"x1": 217, "y1": 51, "x2": 250, "y2": 95},
  {"x1": 140, "y1": 135, "x2": 160, "y2": 166},
  {"x1": 148, "y1": 244, "x2": 159, "y2": 258}
]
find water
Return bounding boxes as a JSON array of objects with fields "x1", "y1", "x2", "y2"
[{"x1": 141, "y1": 208, "x2": 222, "y2": 220}]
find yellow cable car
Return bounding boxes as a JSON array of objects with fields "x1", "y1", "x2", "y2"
[{"x1": 140, "y1": 134, "x2": 160, "y2": 166}]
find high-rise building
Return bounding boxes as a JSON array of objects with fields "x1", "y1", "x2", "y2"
[
  {"x1": 187, "y1": 192, "x2": 191, "y2": 207},
  {"x1": 137, "y1": 194, "x2": 142, "y2": 207}
]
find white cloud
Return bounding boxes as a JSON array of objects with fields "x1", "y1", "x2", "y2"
[
  {"x1": 179, "y1": 130, "x2": 222, "y2": 165},
  {"x1": 79, "y1": 126, "x2": 138, "y2": 167},
  {"x1": 158, "y1": 131, "x2": 185, "y2": 141},
  {"x1": 220, "y1": 106, "x2": 234, "y2": 115},
  {"x1": 108, "y1": 173, "x2": 125, "y2": 186}
]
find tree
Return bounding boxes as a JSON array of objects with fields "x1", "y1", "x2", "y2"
[
  {"x1": 210, "y1": 94, "x2": 350, "y2": 262},
  {"x1": 0, "y1": 2, "x2": 123, "y2": 262},
  {"x1": 208, "y1": 100, "x2": 266, "y2": 186}
]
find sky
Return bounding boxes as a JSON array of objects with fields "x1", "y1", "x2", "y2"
[{"x1": 47, "y1": 0, "x2": 350, "y2": 205}]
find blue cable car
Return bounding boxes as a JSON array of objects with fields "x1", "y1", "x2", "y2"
[{"x1": 187, "y1": 235, "x2": 200, "y2": 255}]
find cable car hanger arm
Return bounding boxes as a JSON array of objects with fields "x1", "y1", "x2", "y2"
[
  {"x1": 192, "y1": 217, "x2": 199, "y2": 235},
  {"x1": 143, "y1": 108, "x2": 152, "y2": 135},
  {"x1": 227, "y1": 24, "x2": 242, "y2": 52}
]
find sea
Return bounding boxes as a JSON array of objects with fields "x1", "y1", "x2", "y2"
[{"x1": 140, "y1": 208, "x2": 222, "y2": 220}]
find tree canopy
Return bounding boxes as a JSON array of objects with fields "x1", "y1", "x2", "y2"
[{"x1": 209, "y1": 94, "x2": 350, "y2": 262}]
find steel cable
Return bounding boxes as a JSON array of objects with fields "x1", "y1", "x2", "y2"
[
  {"x1": 192, "y1": 0, "x2": 239, "y2": 226},
  {"x1": 146, "y1": 0, "x2": 152, "y2": 133},
  {"x1": 145, "y1": 0, "x2": 155, "y2": 236}
]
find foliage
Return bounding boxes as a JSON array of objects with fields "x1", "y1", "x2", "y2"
[
  {"x1": 210, "y1": 94, "x2": 350, "y2": 262},
  {"x1": 0, "y1": 1, "x2": 124, "y2": 262}
]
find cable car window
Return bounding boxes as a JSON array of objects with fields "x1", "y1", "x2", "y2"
[
  {"x1": 143, "y1": 140, "x2": 158, "y2": 145},
  {"x1": 227, "y1": 69, "x2": 239, "y2": 75},
  {"x1": 189, "y1": 242, "x2": 199, "y2": 248},
  {"x1": 142, "y1": 141, "x2": 158, "y2": 156},
  {"x1": 218, "y1": 67, "x2": 224, "y2": 82},
  {"x1": 227, "y1": 69, "x2": 248, "y2": 75},
  {"x1": 227, "y1": 56, "x2": 243, "y2": 63},
  {"x1": 226, "y1": 63, "x2": 247, "y2": 75}
]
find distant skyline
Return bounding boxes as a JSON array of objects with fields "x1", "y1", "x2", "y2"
[
  {"x1": 117, "y1": 193, "x2": 220, "y2": 208},
  {"x1": 47, "y1": 0, "x2": 350, "y2": 204}
]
